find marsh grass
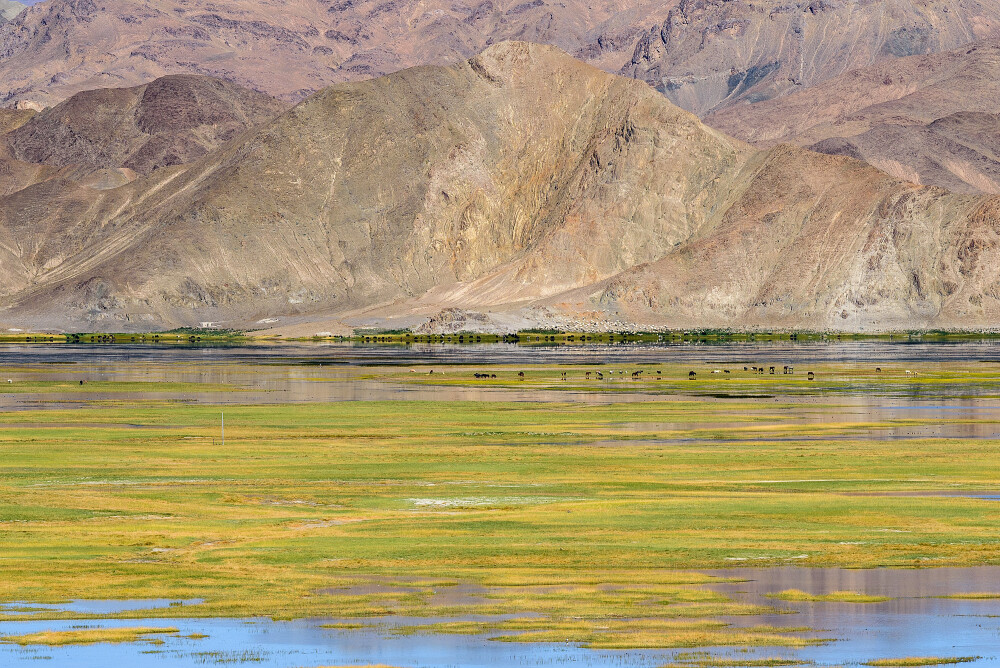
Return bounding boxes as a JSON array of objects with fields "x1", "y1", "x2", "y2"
[
  {"x1": 1, "y1": 626, "x2": 179, "y2": 646},
  {"x1": 662, "y1": 654, "x2": 811, "y2": 667},
  {"x1": 861, "y1": 658, "x2": 979, "y2": 666},
  {"x1": 397, "y1": 617, "x2": 822, "y2": 649},
  {"x1": 767, "y1": 590, "x2": 892, "y2": 603},
  {"x1": 2, "y1": 362, "x2": 1000, "y2": 649}
]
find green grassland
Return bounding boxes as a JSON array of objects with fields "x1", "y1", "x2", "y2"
[{"x1": 1, "y1": 361, "x2": 1000, "y2": 651}]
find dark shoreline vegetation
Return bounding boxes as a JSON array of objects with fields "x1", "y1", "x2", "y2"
[{"x1": 6, "y1": 328, "x2": 1000, "y2": 346}]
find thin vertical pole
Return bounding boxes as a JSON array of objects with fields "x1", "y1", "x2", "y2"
[{"x1": 222, "y1": 411, "x2": 225, "y2": 447}]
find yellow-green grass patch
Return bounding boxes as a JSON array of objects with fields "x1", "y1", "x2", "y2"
[
  {"x1": 861, "y1": 658, "x2": 979, "y2": 666},
  {"x1": 1, "y1": 626, "x2": 179, "y2": 646},
  {"x1": 767, "y1": 590, "x2": 892, "y2": 603}
]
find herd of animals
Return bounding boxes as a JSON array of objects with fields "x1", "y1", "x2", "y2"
[
  {"x1": 402, "y1": 367, "x2": 916, "y2": 382},
  {"x1": 463, "y1": 366, "x2": 818, "y2": 380}
]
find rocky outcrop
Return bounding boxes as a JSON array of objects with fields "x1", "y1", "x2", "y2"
[{"x1": 4, "y1": 74, "x2": 288, "y2": 175}]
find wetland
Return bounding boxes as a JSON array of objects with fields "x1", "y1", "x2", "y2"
[{"x1": 1, "y1": 341, "x2": 1000, "y2": 666}]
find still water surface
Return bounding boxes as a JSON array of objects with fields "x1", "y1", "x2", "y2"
[
  {"x1": 4, "y1": 340, "x2": 1000, "y2": 409},
  {"x1": 1, "y1": 567, "x2": 1000, "y2": 666},
  {"x1": 2, "y1": 342, "x2": 1000, "y2": 665}
]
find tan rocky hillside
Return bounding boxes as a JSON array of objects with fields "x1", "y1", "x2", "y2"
[
  {"x1": 5, "y1": 74, "x2": 289, "y2": 175},
  {"x1": 2, "y1": 42, "x2": 1000, "y2": 333},
  {"x1": 0, "y1": 74, "x2": 288, "y2": 200},
  {"x1": 622, "y1": 0, "x2": 1000, "y2": 115},
  {"x1": 0, "y1": 0, "x2": 673, "y2": 107},
  {"x1": 706, "y1": 40, "x2": 1000, "y2": 194},
  {"x1": 590, "y1": 146, "x2": 1000, "y2": 331}
]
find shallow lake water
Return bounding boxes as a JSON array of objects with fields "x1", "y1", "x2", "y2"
[
  {"x1": 705, "y1": 567, "x2": 1000, "y2": 664},
  {"x1": 5, "y1": 340, "x2": 1000, "y2": 411},
  {"x1": 3, "y1": 342, "x2": 1000, "y2": 665},
  {"x1": 2, "y1": 567, "x2": 1000, "y2": 666}
]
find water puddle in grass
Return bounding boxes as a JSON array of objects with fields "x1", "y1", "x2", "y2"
[
  {"x1": 0, "y1": 617, "x2": 684, "y2": 667},
  {"x1": 0, "y1": 599, "x2": 203, "y2": 615},
  {"x1": 1, "y1": 570, "x2": 1000, "y2": 666},
  {"x1": 699, "y1": 567, "x2": 1000, "y2": 666}
]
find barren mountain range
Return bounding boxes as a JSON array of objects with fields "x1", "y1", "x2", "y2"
[
  {"x1": 0, "y1": 74, "x2": 288, "y2": 196},
  {"x1": 623, "y1": 0, "x2": 1000, "y2": 115},
  {"x1": 0, "y1": 0, "x2": 674, "y2": 107},
  {"x1": 707, "y1": 39, "x2": 1000, "y2": 195},
  {"x1": 2, "y1": 42, "x2": 1000, "y2": 334},
  {"x1": 5, "y1": 0, "x2": 1000, "y2": 115}
]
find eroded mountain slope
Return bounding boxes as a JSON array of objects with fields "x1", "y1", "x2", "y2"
[
  {"x1": 2, "y1": 42, "x2": 1000, "y2": 333},
  {"x1": 592, "y1": 146, "x2": 999, "y2": 330},
  {"x1": 0, "y1": 0, "x2": 673, "y2": 107},
  {"x1": 706, "y1": 40, "x2": 1000, "y2": 194},
  {"x1": 0, "y1": 73, "x2": 288, "y2": 213},
  {"x1": 0, "y1": 42, "x2": 746, "y2": 329},
  {"x1": 4, "y1": 74, "x2": 289, "y2": 176},
  {"x1": 622, "y1": 0, "x2": 1000, "y2": 115},
  {"x1": 5, "y1": 0, "x2": 1000, "y2": 118}
]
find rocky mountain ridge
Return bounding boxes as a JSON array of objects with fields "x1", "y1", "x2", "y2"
[
  {"x1": 0, "y1": 74, "x2": 288, "y2": 198},
  {"x1": 2, "y1": 43, "x2": 1000, "y2": 333},
  {"x1": 622, "y1": 0, "x2": 1000, "y2": 115},
  {"x1": 4, "y1": 0, "x2": 1000, "y2": 119},
  {"x1": 0, "y1": 0, "x2": 674, "y2": 107},
  {"x1": 706, "y1": 39, "x2": 1000, "y2": 194}
]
